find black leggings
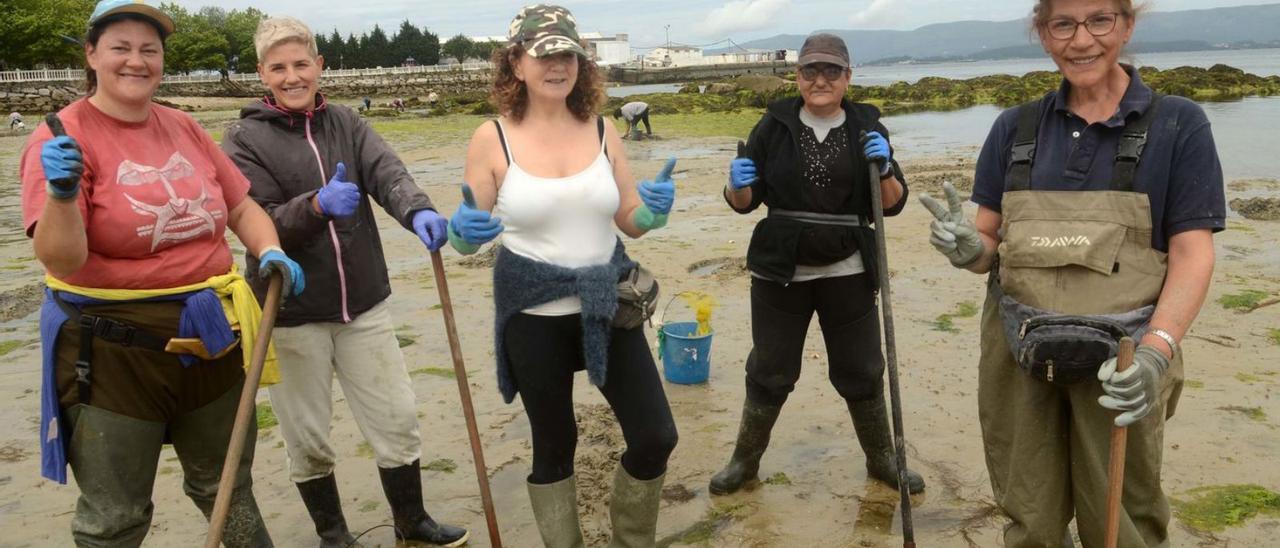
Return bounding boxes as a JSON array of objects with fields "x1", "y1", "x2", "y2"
[
  {"x1": 505, "y1": 313, "x2": 678, "y2": 484},
  {"x1": 746, "y1": 273, "x2": 885, "y2": 406}
]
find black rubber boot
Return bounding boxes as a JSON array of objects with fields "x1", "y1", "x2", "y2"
[
  {"x1": 709, "y1": 398, "x2": 783, "y2": 495},
  {"x1": 377, "y1": 461, "x2": 470, "y2": 547},
  {"x1": 297, "y1": 474, "x2": 361, "y2": 548},
  {"x1": 847, "y1": 395, "x2": 926, "y2": 494}
]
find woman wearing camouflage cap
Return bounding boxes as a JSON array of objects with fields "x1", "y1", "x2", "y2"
[{"x1": 450, "y1": 5, "x2": 679, "y2": 547}]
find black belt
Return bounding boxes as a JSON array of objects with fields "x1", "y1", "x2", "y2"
[{"x1": 51, "y1": 292, "x2": 170, "y2": 405}]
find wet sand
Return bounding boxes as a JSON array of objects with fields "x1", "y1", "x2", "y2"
[{"x1": 0, "y1": 111, "x2": 1277, "y2": 547}]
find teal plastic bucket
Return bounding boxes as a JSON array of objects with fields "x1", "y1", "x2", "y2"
[{"x1": 658, "y1": 321, "x2": 713, "y2": 384}]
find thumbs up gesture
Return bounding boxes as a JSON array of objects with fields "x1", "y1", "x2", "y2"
[
  {"x1": 638, "y1": 157, "x2": 677, "y2": 215},
  {"x1": 316, "y1": 162, "x2": 361, "y2": 218}
]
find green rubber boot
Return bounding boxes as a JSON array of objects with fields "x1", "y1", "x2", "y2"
[
  {"x1": 607, "y1": 467, "x2": 665, "y2": 548},
  {"x1": 527, "y1": 475, "x2": 585, "y2": 548},
  {"x1": 66, "y1": 404, "x2": 166, "y2": 547}
]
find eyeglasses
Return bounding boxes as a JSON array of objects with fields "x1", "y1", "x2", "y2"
[
  {"x1": 798, "y1": 64, "x2": 847, "y2": 81},
  {"x1": 1045, "y1": 12, "x2": 1122, "y2": 40}
]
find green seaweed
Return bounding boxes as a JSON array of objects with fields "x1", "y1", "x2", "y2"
[
  {"x1": 358, "y1": 500, "x2": 380, "y2": 512},
  {"x1": 1219, "y1": 406, "x2": 1267, "y2": 422},
  {"x1": 0, "y1": 340, "x2": 31, "y2": 357},
  {"x1": 396, "y1": 333, "x2": 417, "y2": 348},
  {"x1": 1185, "y1": 379, "x2": 1205, "y2": 389},
  {"x1": 1267, "y1": 328, "x2": 1280, "y2": 346},
  {"x1": 1172, "y1": 484, "x2": 1280, "y2": 532},
  {"x1": 1218, "y1": 289, "x2": 1270, "y2": 311},
  {"x1": 410, "y1": 367, "x2": 456, "y2": 379},
  {"x1": 255, "y1": 403, "x2": 277, "y2": 430},
  {"x1": 763, "y1": 472, "x2": 792, "y2": 485},
  {"x1": 659, "y1": 502, "x2": 751, "y2": 545},
  {"x1": 421, "y1": 458, "x2": 457, "y2": 473},
  {"x1": 357, "y1": 441, "x2": 374, "y2": 458},
  {"x1": 1236, "y1": 372, "x2": 1262, "y2": 384},
  {"x1": 932, "y1": 301, "x2": 978, "y2": 333}
]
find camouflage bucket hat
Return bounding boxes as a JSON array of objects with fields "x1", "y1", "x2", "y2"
[{"x1": 508, "y1": 4, "x2": 587, "y2": 58}]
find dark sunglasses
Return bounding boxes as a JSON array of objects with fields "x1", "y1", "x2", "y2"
[{"x1": 799, "y1": 64, "x2": 847, "y2": 81}]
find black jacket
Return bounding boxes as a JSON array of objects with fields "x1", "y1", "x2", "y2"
[
  {"x1": 221, "y1": 96, "x2": 433, "y2": 326},
  {"x1": 729, "y1": 97, "x2": 907, "y2": 283}
]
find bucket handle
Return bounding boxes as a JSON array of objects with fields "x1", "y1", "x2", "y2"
[{"x1": 656, "y1": 292, "x2": 710, "y2": 361}]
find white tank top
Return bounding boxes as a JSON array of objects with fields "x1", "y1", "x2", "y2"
[{"x1": 493, "y1": 119, "x2": 620, "y2": 316}]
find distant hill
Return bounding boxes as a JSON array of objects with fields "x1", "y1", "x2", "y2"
[{"x1": 717, "y1": 3, "x2": 1280, "y2": 65}]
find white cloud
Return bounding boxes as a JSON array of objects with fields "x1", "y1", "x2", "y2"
[
  {"x1": 849, "y1": 0, "x2": 897, "y2": 27},
  {"x1": 699, "y1": 0, "x2": 793, "y2": 37}
]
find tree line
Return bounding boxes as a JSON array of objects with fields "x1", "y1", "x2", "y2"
[{"x1": 1, "y1": 1, "x2": 502, "y2": 73}]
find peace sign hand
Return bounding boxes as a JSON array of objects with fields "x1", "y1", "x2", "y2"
[{"x1": 918, "y1": 181, "x2": 985, "y2": 268}]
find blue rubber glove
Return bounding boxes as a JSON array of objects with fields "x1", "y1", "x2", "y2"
[
  {"x1": 258, "y1": 248, "x2": 306, "y2": 297},
  {"x1": 638, "y1": 157, "x2": 677, "y2": 214},
  {"x1": 411, "y1": 209, "x2": 448, "y2": 252},
  {"x1": 316, "y1": 162, "x2": 360, "y2": 218},
  {"x1": 732, "y1": 141, "x2": 757, "y2": 190},
  {"x1": 41, "y1": 114, "x2": 84, "y2": 201},
  {"x1": 860, "y1": 130, "x2": 893, "y2": 176},
  {"x1": 449, "y1": 185, "x2": 504, "y2": 245}
]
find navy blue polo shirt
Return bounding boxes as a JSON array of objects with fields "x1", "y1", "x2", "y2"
[{"x1": 971, "y1": 66, "x2": 1225, "y2": 252}]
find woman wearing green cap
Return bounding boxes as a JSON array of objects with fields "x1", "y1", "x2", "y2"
[
  {"x1": 451, "y1": 4, "x2": 679, "y2": 547},
  {"x1": 19, "y1": 1, "x2": 301, "y2": 546}
]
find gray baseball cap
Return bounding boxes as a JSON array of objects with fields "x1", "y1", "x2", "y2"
[{"x1": 797, "y1": 33, "x2": 850, "y2": 67}]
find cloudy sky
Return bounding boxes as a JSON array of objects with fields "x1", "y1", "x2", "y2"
[{"x1": 170, "y1": 0, "x2": 1275, "y2": 49}]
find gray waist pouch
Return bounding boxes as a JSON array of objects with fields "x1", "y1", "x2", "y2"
[{"x1": 997, "y1": 288, "x2": 1153, "y2": 385}]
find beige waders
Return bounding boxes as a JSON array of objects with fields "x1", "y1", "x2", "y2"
[{"x1": 978, "y1": 98, "x2": 1185, "y2": 547}]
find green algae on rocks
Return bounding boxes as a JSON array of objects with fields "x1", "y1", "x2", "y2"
[{"x1": 1173, "y1": 484, "x2": 1280, "y2": 532}]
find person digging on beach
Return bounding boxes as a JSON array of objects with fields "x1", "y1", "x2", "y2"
[
  {"x1": 713, "y1": 32, "x2": 925, "y2": 497},
  {"x1": 612, "y1": 101, "x2": 651, "y2": 139},
  {"x1": 451, "y1": 5, "x2": 678, "y2": 546},
  {"x1": 220, "y1": 16, "x2": 468, "y2": 548},
  {"x1": 9, "y1": 111, "x2": 24, "y2": 130},
  {"x1": 19, "y1": 1, "x2": 305, "y2": 545},
  {"x1": 918, "y1": 1, "x2": 1223, "y2": 545}
]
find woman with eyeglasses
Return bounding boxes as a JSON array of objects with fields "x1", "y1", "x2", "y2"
[
  {"x1": 712, "y1": 32, "x2": 924, "y2": 497},
  {"x1": 919, "y1": 0, "x2": 1223, "y2": 545}
]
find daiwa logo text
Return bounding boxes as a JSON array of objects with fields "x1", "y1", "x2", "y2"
[{"x1": 1030, "y1": 235, "x2": 1092, "y2": 247}]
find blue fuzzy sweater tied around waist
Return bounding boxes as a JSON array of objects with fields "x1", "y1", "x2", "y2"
[{"x1": 492, "y1": 239, "x2": 634, "y2": 404}]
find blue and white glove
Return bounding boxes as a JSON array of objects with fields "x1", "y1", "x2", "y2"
[
  {"x1": 635, "y1": 157, "x2": 676, "y2": 230},
  {"x1": 41, "y1": 114, "x2": 84, "y2": 201},
  {"x1": 1097, "y1": 345, "x2": 1170, "y2": 427},
  {"x1": 449, "y1": 185, "x2": 504, "y2": 254},
  {"x1": 411, "y1": 209, "x2": 448, "y2": 252},
  {"x1": 316, "y1": 162, "x2": 360, "y2": 218},
  {"x1": 258, "y1": 247, "x2": 306, "y2": 297},
  {"x1": 860, "y1": 130, "x2": 893, "y2": 176}
]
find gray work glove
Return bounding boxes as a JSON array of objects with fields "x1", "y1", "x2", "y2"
[
  {"x1": 919, "y1": 181, "x2": 984, "y2": 267},
  {"x1": 1097, "y1": 345, "x2": 1170, "y2": 427}
]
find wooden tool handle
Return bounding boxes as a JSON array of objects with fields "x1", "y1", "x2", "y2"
[{"x1": 1104, "y1": 336, "x2": 1137, "y2": 548}]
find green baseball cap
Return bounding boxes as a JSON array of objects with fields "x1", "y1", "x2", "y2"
[
  {"x1": 507, "y1": 4, "x2": 587, "y2": 58},
  {"x1": 89, "y1": 0, "x2": 175, "y2": 37}
]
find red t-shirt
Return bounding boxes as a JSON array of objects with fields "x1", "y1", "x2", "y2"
[{"x1": 21, "y1": 99, "x2": 250, "y2": 289}]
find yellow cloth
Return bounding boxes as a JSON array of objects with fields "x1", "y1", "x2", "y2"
[{"x1": 45, "y1": 267, "x2": 279, "y2": 385}]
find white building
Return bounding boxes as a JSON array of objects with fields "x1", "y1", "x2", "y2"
[
  {"x1": 582, "y1": 32, "x2": 631, "y2": 66},
  {"x1": 643, "y1": 46, "x2": 703, "y2": 68},
  {"x1": 702, "y1": 49, "x2": 797, "y2": 65},
  {"x1": 468, "y1": 32, "x2": 631, "y2": 66}
]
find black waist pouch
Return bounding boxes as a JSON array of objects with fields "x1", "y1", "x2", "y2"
[
  {"x1": 997, "y1": 288, "x2": 1154, "y2": 385},
  {"x1": 795, "y1": 223, "x2": 859, "y2": 266}
]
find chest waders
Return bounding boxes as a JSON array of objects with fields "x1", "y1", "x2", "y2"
[{"x1": 977, "y1": 96, "x2": 1185, "y2": 548}]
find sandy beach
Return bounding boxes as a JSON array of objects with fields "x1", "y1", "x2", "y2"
[{"x1": 0, "y1": 105, "x2": 1277, "y2": 547}]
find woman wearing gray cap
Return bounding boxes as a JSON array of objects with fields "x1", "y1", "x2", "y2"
[
  {"x1": 712, "y1": 32, "x2": 925, "y2": 497},
  {"x1": 18, "y1": 0, "x2": 303, "y2": 546}
]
